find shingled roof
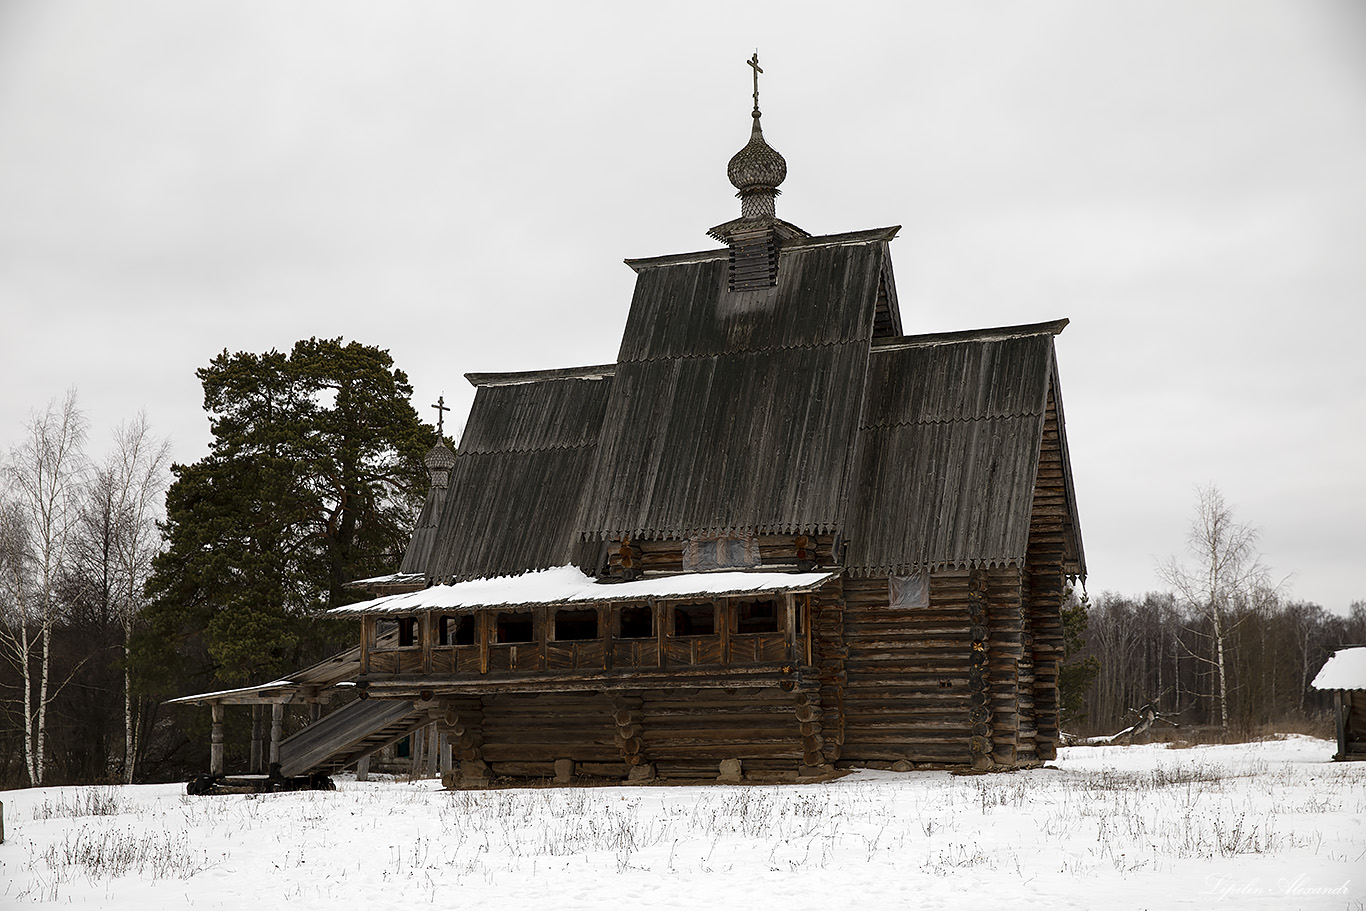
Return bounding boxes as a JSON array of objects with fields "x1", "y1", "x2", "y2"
[
  {"x1": 844, "y1": 321, "x2": 1083, "y2": 577},
  {"x1": 423, "y1": 369, "x2": 613, "y2": 583},
  {"x1": 398, "y1": 226, "x2": 1082, "y2": 589},
  {"x1": 575, "y1": 229, "x2": 898, "y2": 541}
]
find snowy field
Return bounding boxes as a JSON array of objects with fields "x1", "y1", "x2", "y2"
[{"x1": 1, "y1": 736, "x2": 1361, "y2": 910}]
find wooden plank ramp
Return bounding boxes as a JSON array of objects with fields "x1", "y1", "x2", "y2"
[{"x1": 278, "y1": 698, "x2": 423, "y2": 778}]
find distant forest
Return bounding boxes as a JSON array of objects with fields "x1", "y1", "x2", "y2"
[{"x1": 1064, "y1": 589, "x2": 1365, "y2": 738}]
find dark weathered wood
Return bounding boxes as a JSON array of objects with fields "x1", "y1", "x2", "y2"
[
  {"x1": 210, "y1": 704, "x2": 225, "y2": 776},
  {"x1": 277, "y1": 698, "x2": 419, "y2": 777},
  {"x1": 269, "y1": 703, "x2": 283, "y2": 769},
  {"x1": 250, "y1": 705, "x2": 263, "y2": 774},
  {"x1": 203, "y1": 210, "x2": 1085, "y2": 781}
]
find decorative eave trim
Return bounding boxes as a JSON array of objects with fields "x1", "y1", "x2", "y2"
[
  {"x1": 579, "y1": 522, "x2": 842, "y2": 543},
  {"x1": 705, "y1": 215, "x2": 810, "y2": 245},
  {"x1": 843, "y1": 557, "x2": 1025, "y2": 578}
]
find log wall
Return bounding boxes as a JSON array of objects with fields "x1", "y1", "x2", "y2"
[
  {"x1": 811, "y1": 577, "x2": 847, "y2": 765},
  {"x1": 447, "y1": 686, "x2": 820, "y2": 781},
  {"x1": 608, "y1": 534, "x2": 836, "y2": 578},
  {"x1": 839, "y1": 574, "x2": 970, "y2": 765},
  {"x1": 985, "y1": 566, "x2": 1025, "y2": 767},
  {"x1": 362, "y1": 490, "x2": 1070, "y2": 777},
  {"x1": 838, "y1": 568, "x2": 1030, "y2": 768},
  {"x1": 1023, "y1": 385, "x2": 1068, "y2": 761}
]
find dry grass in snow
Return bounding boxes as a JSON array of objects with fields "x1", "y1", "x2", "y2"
[{"x1": 0, "y1": 735, "x2": 1362, "y2": 910}]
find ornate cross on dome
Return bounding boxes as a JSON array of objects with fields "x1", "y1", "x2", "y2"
[
  {"x1": 431, "y1": 395, "x2": 449, "y2": 436},
  {"x1": 747, "y1": 52, "x2": 763, "y2": 114}
]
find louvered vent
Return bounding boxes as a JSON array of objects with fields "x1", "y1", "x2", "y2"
[
  {"x1": 872, "y1": 271, "x2": 899, "y2": 337},
  {"x1": 728, "y1": 233, "x2": 777, "y2": 291}
]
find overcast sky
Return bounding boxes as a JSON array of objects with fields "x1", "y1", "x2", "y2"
[{"x1": 2, "y1": 1, "x2": 1363, "y2": 611}]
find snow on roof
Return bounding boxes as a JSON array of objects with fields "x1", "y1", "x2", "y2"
[
  {"x1": 1312, "y1": 647, "x2": 1366, "y2": 690},
  {"x1": 327, "y1": 565, "x2": 839, "y2": 616}
]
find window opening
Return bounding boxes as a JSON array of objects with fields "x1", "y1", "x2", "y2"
[
  {"x1": 734, "y1": 598, "x2": 779, "y2": 634},
  {"x1": 398, "y1": 616, "x2": 420, "y2": 647},
  {"x1": 672, "y1": 602, "x2": 715, "y2": 636},
  {"x1": 496, "y1": 611, "x2": 534, "y2": 643},
  {"x1": 554, "y1": 609, "x2": 599, "y2": 641},
  {"x1": 439, "y1": 615, "x2": 475, "y2": 646},
  {"x1": 890, "y1": 573, "x2": 930, "y2": 609},
  {"x1": 683, "y1": 533, "x2": 760, "y2": 572},
  {"x1": 618, "y1": 604, "x2": 654, "y2": 639}
]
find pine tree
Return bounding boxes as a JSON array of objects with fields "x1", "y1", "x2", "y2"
[
  {"x1": 1058, "y1": 585, "x2": 1101, "y2": 729},
  {"x1": 139, "y1": 339, "x2": 435, "y2": 692}
]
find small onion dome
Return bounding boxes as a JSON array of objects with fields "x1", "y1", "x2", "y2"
[
  {"x1": 727, "y1": 111, "x2": 787, "y2": 197},
  {"x1": 423, "y1": 442, "x2": 456, "y2": 472}
]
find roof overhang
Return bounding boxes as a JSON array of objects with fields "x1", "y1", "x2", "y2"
[
  {"x1": 328, "y1": 565, "x2": 839, "y2": 616},
  {"x1": 164, "y1": 679, "x2": 338, "y2": 707},
  {"x1": 464, "y1": 364, "x2": 617, "y2": 388},
  {"x1": 623, "y1": 225, "x2": 902, "y2": 273},
  {"x1": 870, "y1": 318, "x2": 1069, "y2": 351},
  {"x1": 343, "y1": 571, "x2": 428, "y2": 595}
]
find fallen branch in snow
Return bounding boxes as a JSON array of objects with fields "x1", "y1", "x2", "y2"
[{"x1": 1066, "y1": 701, "x2": 1182, "y2": 746}]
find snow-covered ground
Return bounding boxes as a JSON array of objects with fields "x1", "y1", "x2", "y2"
[{"x1": 1, "y1": 736, "x2": 1361, "y2": 909}]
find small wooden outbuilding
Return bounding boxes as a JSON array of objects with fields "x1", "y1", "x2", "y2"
[{"x1": 1312, "y1": 646, "x2": 1366, "y2": 761}]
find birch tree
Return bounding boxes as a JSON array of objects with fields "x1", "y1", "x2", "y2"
[
  {"x1": 1158, "y1": 485, "x2": 1270, "y2": 732},
  {"x1": 0, "y1": 495, "x2": 35, "y2": 775},
  {"x1": 104, "y1": 414, "x2": 170, "y2": 782},
  {"x1": 1, "y1": 391, "x2": 87, "y2": 784}
]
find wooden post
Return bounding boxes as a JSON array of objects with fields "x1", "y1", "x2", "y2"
[
  {"x1": 309, "y1": 702, "x2": 321, "y2": 724},
  {"x1": 410, "y1": 726, "x2": 426, "y2": 780},
  {"x1": 422, "y1": 611, "x2": 434, "y2": 674},
  {"x1": 804, "y1": 592, "x2": 813, "y2": 666},
  {"x1": 1336, "y1": 692, "x2": 1348, "y2": 760},
  {"x1": 654, "y1": 599, "x2": 666, "y2": 668},
  {"x1": 479, "y1": 612, "x2": 490, "y2": 675},
  {"x1": 269, "y1": 703, "x2": 284, "y2": 770},
  {"x1": 356, "y1": 755, "x2": 371, "y2": 781},
  {"x1": 719, "y1": 597, "x2": 731, "y2": 665},
  {"x1": 785, "y1": 593, "x2": 797, "y2": 661},
  {"x1": 535, "y1": 606, "x2": 549, "y2": 670},
  {"x1": 250, "y1": 704, "x2": 263, "y2": 773},
  {"x1": 426, "y1": 723, "x2": 440, "y2": 777},
  {"x1": 210, "y1": 703, "x2": 225, "y2": 776},
  {"x1": 599, "y1": 604, "x2": 612, "y2": 670},
  {"x1": 439, "y1": 731, "x2": 452, "y2": 776},
  {"x1": 360, "y1": 616, "x2": 373, "y2": 675}
]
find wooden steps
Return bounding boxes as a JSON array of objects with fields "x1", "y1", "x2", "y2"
[{"x1": 278, "y1": 698, "x2": 426, "y2": 777}]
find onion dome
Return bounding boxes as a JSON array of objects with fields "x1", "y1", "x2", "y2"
[
  {"x1": 423, "y1": 442, "x2": 456, "y2": 488},
  {"x1": 707, "y1": 53, "x2": 808, "y2": 246},
  {"x1": 424, "y1": 443, "x2": 456, "y2": 472},
  {"x1": 727, "y1": 111, "x2": 787, "y2": 210}
]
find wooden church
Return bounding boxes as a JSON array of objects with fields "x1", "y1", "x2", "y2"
[{"x1": 177, "y1": 57, "x2": 1085, "y2": 785}]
